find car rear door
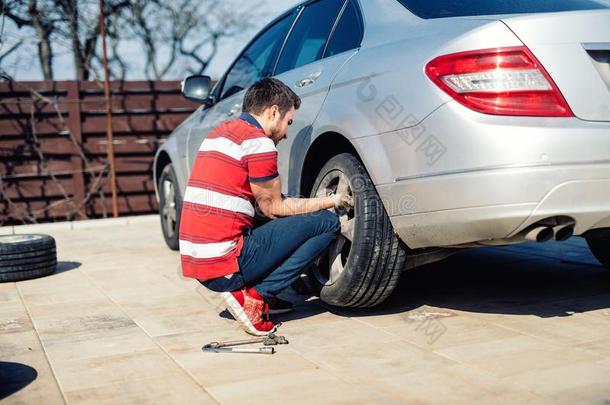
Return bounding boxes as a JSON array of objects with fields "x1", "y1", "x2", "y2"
[
  {"x1": 184, "y1": 11, "x2": 296, "y2": 170},
  {"x1": 272, "y1": 0, "x2": 364, "y2": 195}
]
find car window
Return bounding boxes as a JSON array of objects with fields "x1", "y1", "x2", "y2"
[
  {"x1": 324, "y1": 1, "x2": 363, "y2": 58},
  {"x1": 275, "y1": 0, "x2": 345, "y2": 75},
  {"x1": 395, "y1": 0, "x2": 610, "y2": 19},
  {"x1": 220, "y1": 13, "x2": 294, "y2": 100}
]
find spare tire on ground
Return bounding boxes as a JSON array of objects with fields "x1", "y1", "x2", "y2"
[{"x1": 0, "y1": 235, "x2": 57, "y2": 282}]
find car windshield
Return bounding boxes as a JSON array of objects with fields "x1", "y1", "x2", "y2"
[{"x1": 395, "y1": 0, "x2": 610, "y2": 19}]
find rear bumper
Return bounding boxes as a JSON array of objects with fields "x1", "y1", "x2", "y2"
[
  {"x1": 378, "y1": 163, "x2": 610, "y2": 249},
  {"x1": 358, "y1": 98, "x2": 610, "y2": 249}
]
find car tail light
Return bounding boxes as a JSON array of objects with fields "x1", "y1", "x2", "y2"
[{"x1": 425, "y1": 46, "x2": 573, "y2": 117}]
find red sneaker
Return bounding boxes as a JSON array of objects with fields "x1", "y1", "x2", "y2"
[{"x1": 221, "y1": 288, "x2": 275, "y2": 336}]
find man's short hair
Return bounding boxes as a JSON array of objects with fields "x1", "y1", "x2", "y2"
[{"x1": 243, "y1": 78, "x2": 301, "y2": 117}]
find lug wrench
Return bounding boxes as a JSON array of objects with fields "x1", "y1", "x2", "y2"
[
  {"x1": 204, "y1": 346, "x2": 276, "y2": 354},
  {"x1": 202, "y1": 332, "x2": 289, "y2": 355}
]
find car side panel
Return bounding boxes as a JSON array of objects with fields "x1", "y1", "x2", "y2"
[
  {"x1": 313, "y1": 15, "x2": 522, "y2": 185},
  {"x1": 276, "y1": 51, "x2": 358, "y2": 196}
]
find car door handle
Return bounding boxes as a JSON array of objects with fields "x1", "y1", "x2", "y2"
[
  {"x1": 296, "y1": 71, "x2": 322, "y2": 88},
  {"x1": 226, "y1": 103, "x2": 242, "y2": 117}
]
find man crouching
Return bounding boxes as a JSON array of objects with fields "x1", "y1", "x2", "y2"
[{"x1": 180, "y1": 78, "x2": 352, "y2": 335}]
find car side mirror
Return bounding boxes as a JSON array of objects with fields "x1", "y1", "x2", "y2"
[{"x1": 181, "y1": 75, "x2": 213, "y2": 104}]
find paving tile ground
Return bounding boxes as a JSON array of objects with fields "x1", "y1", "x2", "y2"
[{"x1": 1, "y1": 216, "x2": 610, "y2": 404}]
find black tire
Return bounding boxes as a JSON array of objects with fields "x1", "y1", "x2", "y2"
[
  {"x1": 158, "y1": 164, "x2": 183, "y2": 250},
  {"x1": 0, "y1": 235, "x2": 57, "y2": 282},
  {"x1": 0, "y1": 234, "x2": 55, "y2": 254},
  {"x1": 0, "y1": 265, "x2": 57, "y2": 283},
  {"x1": 0, "y1": 248, "x2": 56, "y2": 261},
  {"x1": 308, "y1": 153, "x2": 408, "y2": 308},
  {"x1": 586, "y1": 238, "x2": 610, "y2": 268},
  {"x1": 1, "y1": 252, "x2": 56, "y2": 267}
]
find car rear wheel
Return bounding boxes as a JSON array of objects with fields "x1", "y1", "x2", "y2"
[
  {"x1": 307, "y1": 153, "x2": 408, "y2": 307},
  {"x1": 159, "y1": 164, "x2": 182, "y2": 250},
  {"x1": 586, "y1": 238, "x2": 610, "y2": 269}
]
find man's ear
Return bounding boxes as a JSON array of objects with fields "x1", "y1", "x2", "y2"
[
  {"x1": 262, "y1": 105, "x2": 275, "y2": 121},
  {"x1": 270, "y1": 105, "x2": 280, "y2": 120}
]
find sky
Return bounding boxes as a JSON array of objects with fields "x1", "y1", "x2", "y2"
[{"x1": 0, "y1": 0, "x2": 300, "y2": 81}]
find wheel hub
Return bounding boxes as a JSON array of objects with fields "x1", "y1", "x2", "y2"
[{"x1": 162, "y1": 179, "x2": 177, "y2": 238}]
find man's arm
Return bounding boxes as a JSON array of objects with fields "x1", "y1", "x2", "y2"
[{"x1": 251, "y1": 177, "x2": 335, "y2": 218}]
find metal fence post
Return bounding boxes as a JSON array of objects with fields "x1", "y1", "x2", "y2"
[
  {"x1": 99, "y1": 0, "x2": 119, "y2": 218},
  {"x1": 65, "y1": 81, "x2": 87, "y2": 219}
]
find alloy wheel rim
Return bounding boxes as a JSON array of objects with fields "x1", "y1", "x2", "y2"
[
  {"x1": 314, "y1": 169, "x2": 355, "y2": 286},
  {"x1": 0, "y1": 235, "x2": 44, "y2": 244},
  {"x1": 162, "y1": 179, "x2": 177, "y2": 238}
]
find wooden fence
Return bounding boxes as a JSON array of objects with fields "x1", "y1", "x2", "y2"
[{"x1": 0, "y1": 80, "x2": 199, "y2": 225}]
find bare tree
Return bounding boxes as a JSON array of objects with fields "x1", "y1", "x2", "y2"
[
  {"x1": 0, "y1": 0, "x2": 59, "y2": 80},
  {"x1": 123, "y1": 0, "x2": 261, "y2": 80},
  {"x1": 0, "y1": 4, "x2": 23, "y2": 67},
  {"x1": 53, "y1": 0, "x2": 130, "y2": 80},
  {"x1": 0, "y1": 40, "x2": 22, "y2": 65},
  {"x1": 1, "y1": 0, "x2": 261, "y2": 81},
  {"x1": 0, "y1": 0, "x2": 129, "y2": 80}
]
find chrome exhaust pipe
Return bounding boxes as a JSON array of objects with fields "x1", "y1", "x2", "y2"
[
  {"x1": 554, "y1": 225, "x2": 575, "y2": 241},
  {"x1": 454, "y1": 220, "x2": 572, "y2": 248},
  {"x1": 524, "y1": 226, "x2": 554, "y2": 243}
]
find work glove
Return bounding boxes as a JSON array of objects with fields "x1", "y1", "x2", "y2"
[{"x1": 332, "y1": 193, "x2": 354, "y2": 211}]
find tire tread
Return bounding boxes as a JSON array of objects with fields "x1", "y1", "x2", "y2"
[{"x1": 311, "y1": 153, "x2": 408, "y2": 308}]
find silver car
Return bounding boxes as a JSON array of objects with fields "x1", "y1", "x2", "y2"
[{"x1": 154, "y1": 0, "x2": 610, "y2": 307}]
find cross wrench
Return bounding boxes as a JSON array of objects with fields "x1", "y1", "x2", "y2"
[
  {"x1": 202, "y1": 333, "x2": 289, "y2": 354},
  {"x1": 203, "y1": 346, "x2": 276, "y2": 354}
]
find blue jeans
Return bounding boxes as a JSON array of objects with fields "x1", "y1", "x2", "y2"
[{"x1": 201, "y1": 210, "x2": 340, "y2": 300}]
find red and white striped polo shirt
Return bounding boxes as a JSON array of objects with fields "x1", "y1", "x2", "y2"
[{"x1": 179, "y1": 113, "x2": 278, "y2": 281}]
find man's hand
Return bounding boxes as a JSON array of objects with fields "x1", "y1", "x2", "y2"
[
  {"x1": 332, "y1": 193, "x2": 354, "y2": 211},
  {"x1": 251, "y1": 177, "x2": 336, "y2": 218}
]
